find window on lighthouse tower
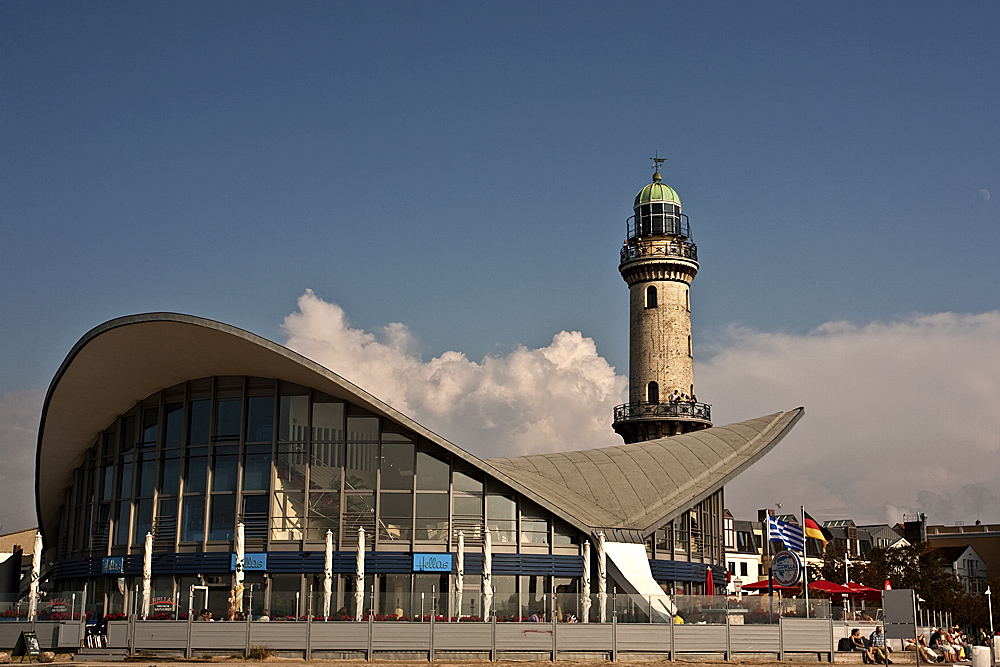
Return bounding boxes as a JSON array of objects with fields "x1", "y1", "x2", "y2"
[
  {"x1": 647, "y1": 381, "x2": 659, "y2": 404},
  {"x1": 645, "y1": 286, "x2": 658, "y2": 309}
]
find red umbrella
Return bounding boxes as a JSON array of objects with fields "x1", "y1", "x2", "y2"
[
  {"x1": 809, "y1": 579, "x2": 855, "y2": 595},
  {"x1": 740, "y1": 580, "x2": 799, "y2": 594},
  {"x1": 845, "y1": 582, "x2": 882, "y2": 601},
  {"x1": 706, "y1": 567, "x2": 715, "y2": 595}
]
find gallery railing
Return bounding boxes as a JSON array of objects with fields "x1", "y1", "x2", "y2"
[
  {"x1": 620, "y1": 239, "x2": 698, "y2": 264},
  {"x1": 614, "y1": 401, "x2": 711, "y2": 423}
]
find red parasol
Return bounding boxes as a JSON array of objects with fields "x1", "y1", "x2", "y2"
[
  {"x1": 808, "y1": 579, "x2": 855, "y2": 596},
  {"x1": 706, "y1": 567, "x2": 715, "y2": 595},
  {"x1": 845, "y1": 581, "x2": 882, "y2": 601},
  {"x1": 740, "y1": 579, "x2": 800, "y2": 594}
]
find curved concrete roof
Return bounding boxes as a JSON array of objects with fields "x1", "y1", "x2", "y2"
[
  {"x1": 36, "y1": 313, "x2": 803, "y2": 547},
  {"x1": 487, "y1": 408, "x2": 804, "y2": 538}
]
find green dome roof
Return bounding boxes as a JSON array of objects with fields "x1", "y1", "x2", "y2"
[{"x1": 634, "y1": 171, "x2": 681, "y2": 208}]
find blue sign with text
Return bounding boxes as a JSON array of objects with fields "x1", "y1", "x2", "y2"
[
  {"x1": 231, "y1": 553, "x2": 267, "y2": 571},
  {"x1": 102, "y1": 557, "x2": 124, "y2": 574},
  {"x1": 412, "y1": 554, "x2": 453, "y2": 572}
]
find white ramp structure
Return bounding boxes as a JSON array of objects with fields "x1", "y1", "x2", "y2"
[{"x1": 604, "y1": 541, "x2": 676, "y2": 620}]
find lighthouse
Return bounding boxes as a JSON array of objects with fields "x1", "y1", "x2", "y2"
[{"x1": 612, "y1": 162, "x2": 712, "y2": 444}]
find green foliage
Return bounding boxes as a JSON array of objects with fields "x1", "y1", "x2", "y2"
[
  {"x1": 821, "y1": 543, "x2": 995, "y2": 628},
  {"x1": 819, "y1": 543, "x2": 849, "y2": 584}
]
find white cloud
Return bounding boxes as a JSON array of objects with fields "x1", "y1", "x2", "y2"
[
  {"x1": 0, "y1": 390, "x2": 43, "y2": 534},
  {"x1": 286, "y1": 293, "x2": 1000, "y2": 526},
  {"x1": 702, "y1": 313, "x2": 1000, "y2": 525},
  {"x1": 2, "y1": 296, "x2": 996, "y2": 535},
  {"x1": 282, "y1": 290, "x2": 628, "y2": 458}
]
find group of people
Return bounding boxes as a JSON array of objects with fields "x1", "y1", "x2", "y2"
[
  {"x1": 667, "y1": 390, "x2": 697, "y2": 404},
  {"x1": 919, "y1": 626, "x2": 976, "y2": 662},
  {"x1": 848, "y1": 624, "x2": 987, "y2": 664},
  {"x1": 848, "y1": 626, "x2": 894, "y2": 665}
]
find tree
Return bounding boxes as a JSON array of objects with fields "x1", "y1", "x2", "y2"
[{"x1": 819, "y1": 543, "x2": 849, "y2": 584}]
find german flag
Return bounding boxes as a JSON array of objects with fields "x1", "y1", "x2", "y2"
[{"x1": 803, "y1": 511, "x2": 832, "y2": 545}]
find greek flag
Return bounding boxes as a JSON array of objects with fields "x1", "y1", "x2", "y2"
[{"x1": 767, "y1": 516, "x2": 804, "y2": 552}]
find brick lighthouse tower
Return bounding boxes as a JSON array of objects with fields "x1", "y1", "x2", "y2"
[{"x1": 612, "y1": 160, "x2": 712, "y2": 444}]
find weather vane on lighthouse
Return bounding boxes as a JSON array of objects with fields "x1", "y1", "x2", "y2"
[{"x1": 650, "y1": 152, "x2": 667, "y2": 173}]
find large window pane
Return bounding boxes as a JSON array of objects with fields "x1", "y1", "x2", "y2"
[
  {"x1": 312, "y1": 402, "x2": 344, "y2": 442},
  {"x1": 243, "y1": 450, "x2": 271, "y2": 491},
  {"x1": 102, "y1": 465, "x2": 113, "y2": 501},
  {"x1": 185, "y1": 452, "x2": 207, "y2": 493},
  {"x1": 520, "y1": 506, "x2": 549, "y2": 545},
  {"x1": 246, "y1": 396, "x2": 274, "y2": 443},
  {"x1": 118, "y1": 462, "x2": 132, "y2": 499},
  {"x1": 453, "y1": 471, "x2": 483, "y2": 494},
  {"x1": 278, "y1": 395, "x2": 309, "y2": 442},
  {"x1": 380, "y1": 443, "x2": 414, "y2": 490},
  {"x1": 215, "y1": 399, "x2": 241, "y2": 439},
  {"x1": 415, "y1": 494, "x2": 449, "y2": 541},
  {"x1": 343, "y1": 494, "x2": 375, "y2": 542},
  {"x1": 209, "y1": 494, "x2": 235, "y2": 541},
  {"x1": 307, "y1": 492, "x2": 340, "y2": 542},
  {"x1": 141, "y1": 407, "x2": 158, "y2": 444},
  {"x1": 271, "y1": 492, "x2": 304, "y2": 541},
  {"x1": 163, "y1": 403, "x2": 183, "y2": 449},
  {"x1": 269, "y1": 574, "x2": 301, "y2": 619},
  {"x1": 379, "y1": 492, "x2": 412, "y2": 541},
  {"x1": 133, "y1": 498, "x2": 153, "y2": 544},
  {"x1": 114, "y1": 501, "x2": 131, "y2": 545},
  {"x1": 188, "y1": 400, "x2": 210, "y2": 446},
  {"x1": 487, "y1": 495, "x2": 516, "y2": 544},
  {"x1": 276, "y1": 444, "x2": 307, "y2": 491},
  {"x1": 553, "y1": 520, "x2": 579, "y2": 545},
  {"x1": 212, "y1": 447, "x2": 238, "y2": 492},
  {"x1": 120, "y1": 416, "x2": 135, "y2": 453},
  {"x1": 137, "y1": 455, "x2": 156, "y2": 497},
  {"x1": 345, "y1": 443, "x2": 377, "y2": 491},
  {"x1": 181, "y1": 496, "x2": 205, "y2": 542},
  {"x1": 310, "y1": 442, "x2": 342, "y2": 491},
  {"x1": 346, "y1": 416, "x2": 378, "y2": 442},
  {"x1": 416, "y1": 452, "x2": 449, "y2": 490}
]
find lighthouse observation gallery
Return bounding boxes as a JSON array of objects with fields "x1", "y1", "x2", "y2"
[{"x1": 33, "y1": 168, "x2": 802, "y2": 621}]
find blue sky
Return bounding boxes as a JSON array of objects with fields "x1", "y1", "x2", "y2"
[{"x1": 1, "y1": 2, "x2": 998, "y2": 532}]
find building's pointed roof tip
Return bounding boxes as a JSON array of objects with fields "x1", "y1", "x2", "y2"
[{"x1": 486, "y1": 408, "x2": 804, "y2": 536}]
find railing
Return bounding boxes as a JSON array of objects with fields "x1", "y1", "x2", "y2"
[
  {"x1": 92, "y1": 597, "x2": 838, "y2": 661},
  {"x1": 620, "y1": 239, "x2": 698, "y2": 264},
  {"x1": 614, "y1": 401, "x2": 711, "y2": 423}
]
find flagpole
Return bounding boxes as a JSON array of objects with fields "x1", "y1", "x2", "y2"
[
  {"x1": 801, "y1": 505, "x2": 809, "y2": 617},
  {"x1": 766, "y1": 512, "x2": 774, "y2": 622}
]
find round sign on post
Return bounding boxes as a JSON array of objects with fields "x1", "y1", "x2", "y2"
[{"x1": 772, "y1": 550, "x2": 803, "y2": 587}]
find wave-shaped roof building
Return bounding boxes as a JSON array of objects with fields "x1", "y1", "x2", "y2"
[{"x1": 34, "y1": 168, "x2": 802, "y2": 621}]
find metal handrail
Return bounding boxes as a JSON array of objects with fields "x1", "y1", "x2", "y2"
[
  {"x1": 620, "y1": 240, "x2": 698, "y2": 264},
  {"x1": 613, "y1": 401, "x2": 711, "y2": 422}
]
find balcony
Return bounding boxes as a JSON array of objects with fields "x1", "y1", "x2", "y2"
[
  {"x1": 613, "y1": 400, "x2": 712, "y2": 423},
  {"x1": 620, "y1": 239, "x2": 698, "y2": 265}
]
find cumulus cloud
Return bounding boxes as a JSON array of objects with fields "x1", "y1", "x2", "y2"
[
  {"x1": 2, "y1": 295, "x2": 995, "y2": 534},
  {"x1": 283, "y1": 290, "x2": 628, "y2": 458},
  {"x1": 703, "y1": 313, "x2": 1000, "y2": 525},
  {"x1": 286, "y1": 293, "x2": 1000, "y2": 526},
  {"x1": 0, "y1": 391, "x2": 43, "y2": 534}
]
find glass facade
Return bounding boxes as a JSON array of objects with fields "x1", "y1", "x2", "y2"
[{"x1": 50, "y1": 374, "x2": 725, "y2": 618}]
